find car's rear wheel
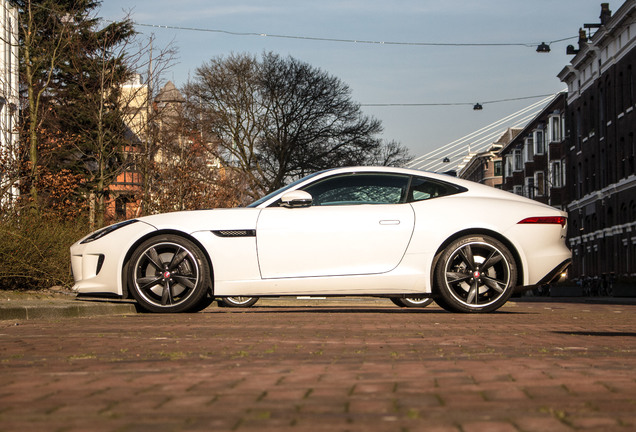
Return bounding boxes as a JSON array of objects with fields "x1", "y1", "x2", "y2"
[
  {"x1": 218, "y1": 297, "x2": 259, "y2": 308},
  {"x1": 435, "y1": 235, "x2": 517, "y2": 313},
  {"x1": 390, "y1": 297, "x2": 434, "y2": 308},
  {"x1": 128, "y1": 235, "x2": 211, "y2": 313}
]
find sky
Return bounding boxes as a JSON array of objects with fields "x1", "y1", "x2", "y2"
[{"x1": 98, "y1": 0, "x2": 622, "y2": 159}]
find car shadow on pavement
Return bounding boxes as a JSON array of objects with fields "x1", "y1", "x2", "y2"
[
  {"x1": 551, "y1": 330, "x2": 636, "y2": 337},
  {"x1": 205, "y1": 307, "x2": 526, "y2": 314}
]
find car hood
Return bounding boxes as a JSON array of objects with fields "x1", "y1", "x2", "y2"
[{"x1": 137, "y1": 208, "x2": 261, "y2": 234}]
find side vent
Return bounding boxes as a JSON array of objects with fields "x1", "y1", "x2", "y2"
[
  {"x1": 212, "y1": 230, "x2": 256, "y2": 238},
  {"x1": 96, "y1": 254, "x2": 105, "y2": 275}
]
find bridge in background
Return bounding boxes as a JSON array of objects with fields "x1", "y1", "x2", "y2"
[{"x1": 406, "y1": 94, "x2": 557, "y2": 174}]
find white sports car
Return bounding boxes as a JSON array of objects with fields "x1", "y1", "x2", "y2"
[{"x1": 70, "y1": 166, "x2": 571, "y2": 313}]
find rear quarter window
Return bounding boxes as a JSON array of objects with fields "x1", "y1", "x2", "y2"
[{"x1": 408, "y1": 176, "x2": 467, "y2": 202}]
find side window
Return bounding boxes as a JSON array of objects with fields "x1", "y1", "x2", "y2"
[
  {"x1": 302, "y1": 173, "x2": 410, "y2": 206},
  {"x1": 408, "y1": 176, "x2": 465, "y2": 202}
]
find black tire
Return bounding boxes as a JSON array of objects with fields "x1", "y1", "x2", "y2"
[
  {"x1": 128, "y1": 235, "x2": 211, "y2": 313},
  {"x1": 432, "y1": 295, "x2": 455, "y2": 312},
  {"x1": 434, "y1": 235, "x2": 517, "y2": 313},
  {"x1": 218, "y1": 297, "x2": 259, "y2": 308},
  {"x1": 190, "y1": 290, "x2": 216, "y2": 312},
  {"x1": 390, "y1": 297, "x2": 434, "y2": 308}
]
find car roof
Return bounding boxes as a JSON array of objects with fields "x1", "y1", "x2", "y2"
[{"x1": 300, "y1": 166, "x2": 551, "y2": 208}]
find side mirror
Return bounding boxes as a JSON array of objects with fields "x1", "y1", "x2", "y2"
[{"x1": 280, "y1": 190, "x2": 313, "y2": 208}]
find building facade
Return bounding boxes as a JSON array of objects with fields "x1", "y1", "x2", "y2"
[
  {"x1": 0, "y1": 0, "x2": 19, "y2": 208},
  {"x1": 105, "y1": 80, "x2": 190, "y2": 221},
  {"x1": 558, "y1": 1, "x2": 636, "y2": 282},
  {"x1": 499, "y1": 93, "x2": 568, "y2": 210},
  {"x1": 104, "y1": 74, "x2": 149, "y2": 220},
  {"x1": 459, "y1": 128, "x2": 521, "y2": 187}
]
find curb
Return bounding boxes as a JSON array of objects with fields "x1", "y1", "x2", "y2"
[{"x1": 0, "y1": 299, "x2": 138, "y2": 321}]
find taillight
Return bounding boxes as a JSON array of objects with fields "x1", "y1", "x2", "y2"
[{"x1": 518, "y1": 216, "x2": 567, "y2": 227}]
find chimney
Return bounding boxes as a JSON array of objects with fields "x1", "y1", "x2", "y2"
[
  {"x1": 578, "y1": 28, "x2": 588, "y2": 49},
  {"x1": 600, "y1": 3, "x2": 612, "y2": 25}
]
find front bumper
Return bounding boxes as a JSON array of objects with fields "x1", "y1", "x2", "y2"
[{"x1": 70, "y1": 221, "x2": 157, "y2": 296}]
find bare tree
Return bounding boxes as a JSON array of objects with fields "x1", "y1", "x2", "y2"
[
  {"x1": 184, "y1": 54, "x2": 265, "y2": 199},
  {"x1": 257, "y1": 52, "x2": 387, "y2": 190},
  {"x1": 366, "y1": 140, "x2": 412, "y2": 167},
  {"x1": 185, "y1": 52, "x2": 406, "y2": 201},
  {"x1": 149, "y1": 83, "x2": 248, "y2": 212},
  {"x1": 129, "y1": 36, "x2": 178, "y2": 217}
]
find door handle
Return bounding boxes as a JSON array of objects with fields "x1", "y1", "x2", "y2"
[{"x1": 379, "y1": 220, "x2": 400, "y2": 225}]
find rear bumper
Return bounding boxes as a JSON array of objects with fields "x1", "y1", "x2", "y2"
[
  {"x1": 514, "y1": 258, "x2": 571, "y2": 294},
  {"x1": 537, "y1": 258, "x2": 572, "y2": 285}
]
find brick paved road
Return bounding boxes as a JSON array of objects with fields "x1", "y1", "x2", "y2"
[{"x1": 0, "y1": 300, "x2": 634, "y2": 431}]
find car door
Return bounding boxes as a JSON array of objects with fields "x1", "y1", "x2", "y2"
[{"x1": 256, "y1": 173, "x2": 415, "y2": 279}]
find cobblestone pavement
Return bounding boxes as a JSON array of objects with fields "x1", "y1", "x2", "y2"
[{"x1": 0, "y1": 300, "x2": 634, "y2": 431}]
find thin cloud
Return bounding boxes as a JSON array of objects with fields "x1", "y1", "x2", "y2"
[{"x1": 110, "y1": 1, "x2": 283, "y2": 23}]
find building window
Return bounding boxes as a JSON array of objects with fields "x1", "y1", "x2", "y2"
[
  {"x1": 620, "y1": 137, "x2": 627, "y2": 180},
  {"x1": 628, "y1": 65, "x2": 634, "y2": 107},
  {"x1": 575, "y1": 108, "x2": 582, "y2": 150},
  {"x1": 534, "y1": 171, "x2": 545, "y2": 196},
  {"x1": 605, "y1": 77, "x2": 612, "y2": 125},
  {"x1": 513, "y1": 149, "x2": 522, "y2": 171},
  {"x1": 524, "y1": 137, "x2": 534, "y2": 163},
  {"x1": 504, "y1": 155, "x2": 513, "y2": 177},
  {"x1": 618, "y1": 72, "x2": 625, "y2": 112},
  {"x1": 550, "y1": 161, "x2": 562, "y2": 188},
  {"x1": 599, "y1": 86, "x2": 606, "y2": 138},
  {"x1": 513, "y1": 185, "x2": 523, "y2": 196},
  {"x1": 589, "y1": 95, "x2": 596, "y2": 134},
  {"x1": 115, "y1": 196, "x2": 129, "y2": 219},
  {"x1": 534, "y1": 129, "x2": 545, "y2": 155},
  {"x1": 494, "y1": 160, "x2": 502, "y2": 177},
  {"x1": 629, "y1": 134, "x2": 635, "y2": 175},
  {"x1": 577, "y1": 162, "x2": 583, "y2": 198},
  {"x1": 561, "y1": 159, "x2": 567, "y2": 189},
  {"x1": 525, "y1": 177, "x2": 535, "y2": 199}
]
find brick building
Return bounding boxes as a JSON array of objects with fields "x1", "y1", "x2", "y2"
[
  {"x1": 103, "y1": 75, "x2": 149, "y2": 220},
  {"x1": 459, "y1": 128, "x2": 521, "y2": 187},
  {"x1": 557, "y1": 1, "x2": 636, "y2": 283},
  {"x1": 105, "y1": 80, "x2": 186, "y2": 221},
  {"x1": 499, "y1": 92, "x2": 568, "y2": 210}
]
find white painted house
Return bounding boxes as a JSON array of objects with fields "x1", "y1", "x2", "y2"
[{"x1": 0, "y1": 0, "x2": 19, "y2": 208}]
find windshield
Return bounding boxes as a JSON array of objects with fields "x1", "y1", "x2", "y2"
[{"x1": 247, "y1": 171, "x2": 327, "y2": 208}]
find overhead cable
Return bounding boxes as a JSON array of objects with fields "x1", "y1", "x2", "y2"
[
  {"x1": 131, "y1": 21, "x2": 576, "y2": 49},
  {"x1": 361, "y1": 93, "x2": 556, "y2": 107}
]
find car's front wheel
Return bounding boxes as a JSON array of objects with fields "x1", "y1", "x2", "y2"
[
  {"x1": 390, "y1": 297, "x2": 434, "y2": 308},
  {"x1": 128, "y1": 235, "x2": 211, "y2": 313},
  {"x1": 434, "y1": 235, "x2": 517, "y2": 313}
]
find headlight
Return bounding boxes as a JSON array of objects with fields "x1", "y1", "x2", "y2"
[{"x1": 80, "y1": 220, "x2": 139, "y2": 244}]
